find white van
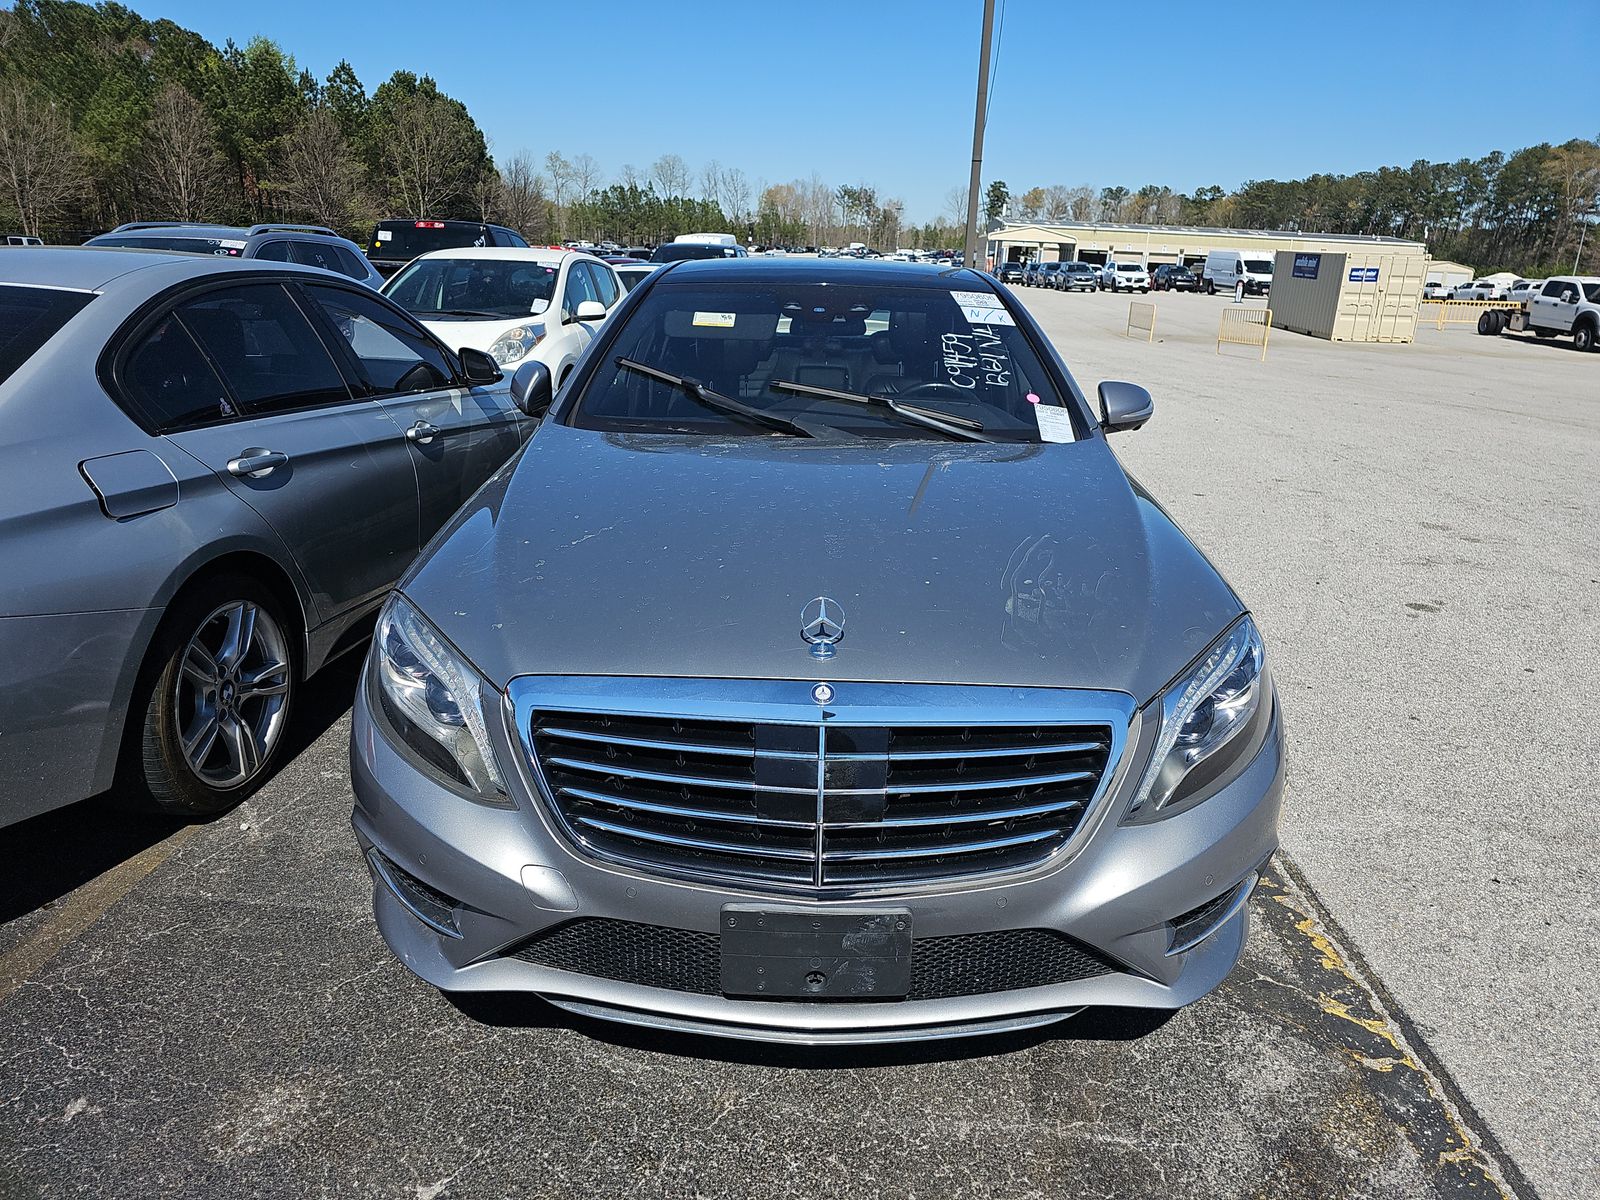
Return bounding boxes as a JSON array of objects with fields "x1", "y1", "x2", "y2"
[{"x1": 1203, "y1": 249, "x2": 1274, "y2": 296}]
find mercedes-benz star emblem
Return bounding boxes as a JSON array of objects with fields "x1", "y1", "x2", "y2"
[
  {"x1": 811, "y1": 682, "x2": 834, "y2": 706},
  {"x1": 800, "y1": 596, "x2": 845, "y2": 660}
]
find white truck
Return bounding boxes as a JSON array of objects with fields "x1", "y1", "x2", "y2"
[{"x1": 1476, "y1": 276, "x2": 1600, "y2": 350}]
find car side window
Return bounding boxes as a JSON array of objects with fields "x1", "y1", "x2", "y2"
[
  {"x1": 590, "y1": 262, "x2": 620, "y2": 307},
  {"x1": 174, "y1": 284, "x2": 351, "y2": 417},
  {"x1": 332, "y1": 246, "x2": 370, "y2": 280},
  {"x1": 563, "y1": 263, "x2": 599, "y2": 317},
  {"x1": 301, "y1": 283, "x2": 455, "y2": 394},
  {"x1": 254, "y1": 240, "x2": 293, "y2": 262},
  {"x1": 288, "y1": 240, "x2": 343, "y2": 276},
  {"x1": 503, "y1": 229, "x2": 529, "y2": 248},
  {"x1": 120, "y1": 312, "x2": 238, "y2": 430}
]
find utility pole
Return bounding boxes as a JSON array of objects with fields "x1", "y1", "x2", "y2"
[{"x1": 963, "y1": 0, "x2": 996, "y2": 273}]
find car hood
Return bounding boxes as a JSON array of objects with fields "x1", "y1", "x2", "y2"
[{"x1": 402, "y1": 423, "x2": 1244, "y2": 702}]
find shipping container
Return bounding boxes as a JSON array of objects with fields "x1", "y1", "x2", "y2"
[{"x1": 1268, "y1": 251, "x2": 1426, "y2": 343}]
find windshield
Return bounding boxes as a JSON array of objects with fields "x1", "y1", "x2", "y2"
[
  {"x1": 1244, "y1": 260, "x2": 1273, "y2": 274},
  {"x1": 0, "y1": 285, "x2": 94, "y2": 384},
  {"x1": 88, "y1": 233, "x2": 244, "y2": 256},
  {"x1": 370, "y1": 221, "x2": 492, "y2": 260},
  {"x1": 384, "y1": 257, "x2": 558, "y2": 319},
  {"x1": 1116, "y1": 264, "x2": 1142, "y2": 273},
  {"x1": 570, "y1": 280, "x2": 1079, "y2": 443}
]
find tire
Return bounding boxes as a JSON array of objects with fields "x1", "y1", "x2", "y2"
[
  {"x1": 1491, "y1": 311, "x2": 1508, "y2": 335},
  {"x1": 131, "y1": 573, "x2": 297, "y2": 817},
  {"x1": 1206, "y1": 280, "x2": 1216, "y2": 295},
  {"x1": 1477, "y1": 311, "x2": 1497, "y2": 335},
  {"x1": 1575, "y1": 323, "x2": 1597, "y2": 353}
]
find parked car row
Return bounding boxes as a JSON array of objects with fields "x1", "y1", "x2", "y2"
[{"x1": 1006, "y1": 259, "x2": 1201, "y2": 294}]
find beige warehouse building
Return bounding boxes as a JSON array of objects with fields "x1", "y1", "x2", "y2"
[{"x1": 989, "y1": 220, "x2": 1426, "y2": 269}]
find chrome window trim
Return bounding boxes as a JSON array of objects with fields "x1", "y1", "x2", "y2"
[{"x1": 508, "y1": 676, "x2": 1135, "y2": 898}]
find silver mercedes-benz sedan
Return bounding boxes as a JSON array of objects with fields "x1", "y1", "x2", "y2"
[
  {"x1": 350, "y1": 257, "x2": 1285, "y2": 1044},
  {"x1": 0, "y1": 247, "x2": 527, "y2": 826}
]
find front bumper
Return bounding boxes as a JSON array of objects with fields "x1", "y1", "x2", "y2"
[{"x1": 351, "y1": 675, "x2": 1284, "y2": 1044}]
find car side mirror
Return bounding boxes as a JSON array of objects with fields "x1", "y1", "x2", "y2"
[
  {"x1": 509, "y1": 359, "x2": 553, "y2": 417},
  {"x1": 574, "y1": 300, "x2": 608, "y2": 323},
  {"x1": 457, "y1": 346, "x2": 502, "y2": 384},
  {"x1": 1097, "y1": 381, "x2": 1154, "y2": 433}
]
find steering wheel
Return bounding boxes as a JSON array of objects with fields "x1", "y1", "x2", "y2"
[{"x1": 894, "y1": 382, "x2": 978, "y2": 404}]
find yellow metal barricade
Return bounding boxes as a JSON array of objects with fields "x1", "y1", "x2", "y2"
[
  {"x1": 1125, "y1": 301, "x2": 1156, "y2": 343},
  {"x1": 1218, "y1": 307, "x2": 1271, "y2": 361},
  {"x1": 1435, "y1": 300, "x2": 1521, "y2": 331}
]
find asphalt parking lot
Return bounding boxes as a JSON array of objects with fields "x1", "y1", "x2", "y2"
[{"x1": 2, "y1": 281, "x2": 1593, "y2": 1199}]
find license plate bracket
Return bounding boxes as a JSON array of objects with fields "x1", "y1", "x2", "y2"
[{"x1": 720, "y1": 906, "x2": 912, "y2": 999}]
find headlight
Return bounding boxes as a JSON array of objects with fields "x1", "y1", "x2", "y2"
[
  {"x1": 373, "y1": 595, "x2": 506, "y2": 799},
  {"x1": 487, "y1": 325, "x2": 544, "y2": 366},
  {"x1": 1125, "y1": 617, "x2": 1269, "y2": 823}
]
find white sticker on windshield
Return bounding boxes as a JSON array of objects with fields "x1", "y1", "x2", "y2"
[
  {"x1": 376, "y1": 230, "x2": 393, "y2": 242},
  {"x1": 529, "y1": 298, "x2": 550, "y2": 314},
  {"x1": 218, "y1": 239, "x2": 247, "y2": 250},
  {"x1": 1034, "y1": 405, "x2": 1075, "y2": 443},
  {"x1": 950, "y1": 290, "x2": 1015, "y2": 326},
  {"x1": 693, "y1": 311, "x2": 736, "y2": 328}
]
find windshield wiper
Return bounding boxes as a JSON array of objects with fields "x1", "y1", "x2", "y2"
[
  {"x1": 417, "y1": 308, "x2": 507, "y2": 319},
  {"x1": 770, "y1": 378, "x2": 992, "y2": 443},
  {"x1": 616, "y1": 358, "x2": 833, "y2": 439}
]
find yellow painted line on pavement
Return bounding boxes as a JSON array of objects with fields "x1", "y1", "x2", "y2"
[{"x1": 0, "y1": 823, "x2": 199, "y2": 1002}]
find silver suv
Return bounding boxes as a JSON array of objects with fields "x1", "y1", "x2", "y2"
[
  {"x1": 350, "y1": 257, "x2": 1285, "y2": 1045},
  {"x1": 0, "y1": 248, "x2": 530, "y2": 827},
  {"x1": 86, "y1": 222, "x2": 385, "y2": 289}
]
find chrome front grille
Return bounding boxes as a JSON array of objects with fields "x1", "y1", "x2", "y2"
[{"x1": 515, "y1": 679, "x2": 1129, "y2": 892}]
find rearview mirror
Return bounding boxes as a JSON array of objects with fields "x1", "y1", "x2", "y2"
[
  {"x1": 457, "y1": 346, "x2": 502, "y2": 385},
  {"x1": 574, "y1": 300, "x2": 607, "y2": 322},
  {"x1": 1097, "y1": 381, "x2": 1154, "y2": 433},
  {"x1": 509, "y1": 359, "x2": 553, "y2": 417}
]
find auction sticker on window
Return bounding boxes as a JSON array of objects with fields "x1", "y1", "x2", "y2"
[
  {"x1": 693, "y1": 311, "x2": 737, "y2": 328},
  {"x1": 1034, "y1": 405, "x2": 1075, "y2": 443},
  {"x1": 950, "y1": 290, "x2": 1015, "y2": 326}
]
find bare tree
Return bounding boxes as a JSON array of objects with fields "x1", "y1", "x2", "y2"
[
  {"x1": 496, "y1": 152, "x2": 550, "y2": 239},
  {"x1": 382, "y1": 90, "x2": 471, "y2": 217},
  {"x1": 274, "y1": 107, "x2": 369, "y2": 231},
  {"x1": 1041, "y1": 184, "x2": 1072, "y2": 223},
  {"x1": 1067, "y1": 184, "x2": 1096, "y2": 222},
  {"x1": 570, "y1": 153, "x2": 602, "y2": 202},
  {"x1": 699, "y1": 159, "x2": 722, "y2": 208},
  {"x1": 0, "y1": 81, "x2": 85, "y2": 238},
  {"x1": 651, "y1": 153, "x2": 689, "y2": 197},
  {"x1": 721, "y1": 166, "x2": 752, "y2": 225},
  {"x1": 944, "y1": 185, "x2": 970, "y2": 227},
  {"x1": 618, "y1": 162, "x2": 642, "y2": 188}
]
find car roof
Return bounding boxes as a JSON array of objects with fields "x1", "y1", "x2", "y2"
[
  {"x1": 658, "y1": 257, "x2": 998, "y2": 289},
  {"x1": 409, "y1": 246, "x2": 575, "y2": 267},
  {"x1": 0, "y1": 246, "x2": 368, "y2": 292}
]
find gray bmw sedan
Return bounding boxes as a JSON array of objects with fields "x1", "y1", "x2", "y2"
[{"x1": 350, "y1": 258, "x2": 1284, "y2": 1044}]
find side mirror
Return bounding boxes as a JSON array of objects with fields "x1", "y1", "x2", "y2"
[
  {"x1": 574, "y1": 300, "x2": 608, "y2": 322},
  {"x1": 1097, "y1": 381, "x2": 1154, "y2": 433},
  {"x1": 457, "y1": 346, "x2": 502, "y2": 384},
  {"x1": 509, "y1": 359, "x2": 553, "y2": 417}
]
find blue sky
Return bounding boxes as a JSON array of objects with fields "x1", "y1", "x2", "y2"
[{"x1": 118, "y1": 0, "x2": 1599, "y2": 221}]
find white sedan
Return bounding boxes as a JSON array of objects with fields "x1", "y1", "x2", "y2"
[{"x1": 382, "y1": 248, "x2": 623, "y2": 386}]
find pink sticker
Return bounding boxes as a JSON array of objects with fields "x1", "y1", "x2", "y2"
[{"x1": 1026, "y1": 392, "x2": 1041, "y2": 404}]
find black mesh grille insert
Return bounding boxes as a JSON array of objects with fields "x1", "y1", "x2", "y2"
[{"x1": 505, "y1": 918, "x2": 1116, "y2": 1001}]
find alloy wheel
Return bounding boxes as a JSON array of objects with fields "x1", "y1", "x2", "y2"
[{"x1": 174, "y1": 600, "x2": 291, "y2": 789}]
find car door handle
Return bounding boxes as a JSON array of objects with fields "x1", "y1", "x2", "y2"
[
  {"x1": 405, "y1": 420, "x2": 440, "y2": 444},
  {"x1": 226, "y1": 449, "x2": 289, "y2": 479}
]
